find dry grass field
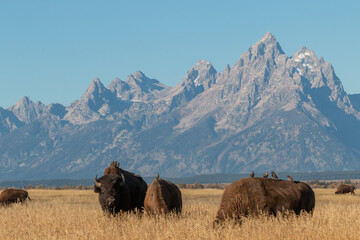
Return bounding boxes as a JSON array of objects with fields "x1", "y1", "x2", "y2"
[{"x1": 1, "y1": 188, "x2": 360, "y2": 240}]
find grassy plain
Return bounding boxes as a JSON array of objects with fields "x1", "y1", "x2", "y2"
[{"x1": 0, "y1": 188, "x2": 360, "y2": 239}]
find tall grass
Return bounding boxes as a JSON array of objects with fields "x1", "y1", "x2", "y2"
[{"x1": 0, "y1": 188, "x2": 359, "y2": 239}]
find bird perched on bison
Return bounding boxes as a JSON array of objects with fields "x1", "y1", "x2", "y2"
[
  {"x1": 271, "y1": 171, "x2": 278, "y2": 179},
  {"x1": 94, "y1": 161, "x2": 147, "y2": 214},
  {"x1": 263, "y1": 172, "x2": 268, "y2": 178},
  {"x1": 335, "y1": 184, "x2": 355, "y2": 195},
  {"x1": 144, "y1": 173, "x2": 182, "y2": 215},
  {"x1": 213, "y1": 177, "x2": 315, "y2": 226},
  {"x1": 250, "y1": 171, "x2": 254, "y2": 177},
  {"x1": 0, "y1": 189, "x2": 31, "y2": 205},
  {"x1": 287, "y1": 175, "x2": 294, "y2": 182}
]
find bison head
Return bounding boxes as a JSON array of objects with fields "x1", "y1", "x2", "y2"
[{"x1": 94, "y1": 173, "x2": 128, "y2": 213}]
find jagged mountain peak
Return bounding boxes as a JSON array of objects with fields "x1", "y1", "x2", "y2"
[
  {"x1": 82, "y1": 78, "x2": 107, "y2": 100},
  {"x1": 129, "y1": 70, "x2": 146, "y2": 79},
  {"x1": 231, "y1": 32, "x2": 285, "y2": 73},
  {"x1": 292, "y1": 46, "x2": 318, "y2": 63},
  {"x1": 222, "y1": 64, "x2": 231, "y2": 76},
  {"x1": 108, "y1": 78, "x2": 129, "y2": 97},
  {"x1": 250, "y1": 32, "x2": 285, "y2": 56},
  {"x1": 108, "y1": 77, "x2": 125, "y2": 88},
  {"x1": 108, "y1": 71, "x2": 167, "y2": 102},
  {"x1": 259, "y1": 31, "x2": 276, "y2": 43},
  {"x1": 2, "y1": 33, "x2": 360, "y2": 180},
  {"x1": 92, "y1": 77, "x2": 101, "y2": 83},
  {"x1": 89, "y1": 77, "x2": 105, "y2": 89},
  {"x1": 127, "y1": 71, "x2": 166, "y2": 94},
  {"x1": 19, "y1": 96, "x2": 31, "y2": 104},
  {"x1": 75, "y1": 77, "x2": 115, "y2": 114},
  {"x1": 183, "y1": 59, "x2": 218, "y2": 87},
  {"x1": 64, "y1": 77, "x2": 131, "y2": 124},
  {"x1": 165, "y1": 60, "x2": 219, "y2": 109},
  {"x1": 10, "y1": 96, "x2": 31, "y2": 110},
  {"x1": 8, "y1": 96, "x2": 46, "y2": 123},
  {"x1": 11, "y1": 96, "x2": 44, "y2": 109},
  {"x1": 126, "y1": 70, "x2": 153, "y2": 86},
  {"x1": 0, "y1": 107, "x2": 24, "y2": 136},
  {"x1": 191, "y1": 60, "x2": 217, "y2": 75},
  {"x1": 193, "y1": 59, "x2": 214, "y2": 69}
]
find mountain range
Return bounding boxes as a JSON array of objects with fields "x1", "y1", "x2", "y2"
[{"x1": 1, "y1": 32, "x2": 360, "y2": 181}]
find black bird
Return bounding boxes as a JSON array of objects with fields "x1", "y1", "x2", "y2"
[
  {"x1": 263, "y1": 172, "x2": 268, "y2": 178},
  {"x1": 250, "y1": 171, "x2": 255, "y2": 177},
  {"x1": 271, "y1": 171, "x2": 278, "y2": 179},
  {"x1": 287, "y1": 175, "x2": 294, "y2": 182}
]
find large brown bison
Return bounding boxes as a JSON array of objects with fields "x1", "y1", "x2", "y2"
[
  {"x1": 214, "y1": 177, "x2": 315, "y2": 225},
  {"x1": 144, "y1": 174, "x2": 182, "y2": 215},
  {"x1": 0, "y1": 189, "x2": 31, "y2": 205},
  {"x1": 94, "y1": 161, "x2": 147, "y2": 214},
  {"x1": 335, "y1": 184, "x2": 355, "y2": 194}
]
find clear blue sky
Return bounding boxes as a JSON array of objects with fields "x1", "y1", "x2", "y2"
[{"x1": 1, "y1": 0, "x2": 359, "y2": 108}]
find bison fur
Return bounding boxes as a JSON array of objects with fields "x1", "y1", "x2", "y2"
[
  {"x1": 94, "y1": 163, "x2": 147, "y2": 214},
  {"x1": 335, "y1": 184, "x2": 355, "y2": 195},
  {"x1": 214, "y1": 177, "x2": 315, "y2": 225},
  {"x1": 144, "y1": 175, "x2": 182, "y2": 215},
  {"x1": 0, "y1": 189, "x2": 31, "y2": 205}
]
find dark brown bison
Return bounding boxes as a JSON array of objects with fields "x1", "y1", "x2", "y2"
[
  {"x1": 335, "y1": 184, "x2": 355, "y2": 194},
  {"x1": 144, "y1": 174, "x2": 182, "y2": 215},
  {"x1": 0, "y1": 189, "x2": 31, "y2": 205},
  {"x1": 94, "y1": 161, "x2": 147, "y2": 214},
  {"x1": 214, "y1": 177, "x2": 315, "y2": 225}
]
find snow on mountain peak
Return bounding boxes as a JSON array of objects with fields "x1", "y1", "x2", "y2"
[
  {"x1": 194, "y1": 59, "x2": 212, "y2": 68},
  {"x1": 293, "y1": 47, "x2": 317, "y2": 63},
  {"x1": 187, "y1": 60, "x2": 217, "y2": 87}
]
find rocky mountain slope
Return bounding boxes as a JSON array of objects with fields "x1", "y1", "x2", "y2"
[{"x1": 1, "y1": 32, "x2": 360, "y2": 180}]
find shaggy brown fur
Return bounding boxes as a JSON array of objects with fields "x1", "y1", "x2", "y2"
[
  {"x1": 94, "y1": 161, "x2": 147, "y2": 214},
  {"x1": 0, "y1": 189, "x2": 31, "y2": 205},
  {"x1": 103, "y1": 161, "x2": 120, "y2": 175},
  {"x1": 335, "y1": 184, "x2": 355, "y2": 195},
  {"x1": 144, "y1": 175, "x2": 182, "y2": 215},
  {"x1": 214, "y1": 177, "x2": 315, "y2": 225}
]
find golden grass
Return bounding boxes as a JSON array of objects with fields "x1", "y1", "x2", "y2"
[{"x1": 1, "y1": 188, "x2": 360, "y2": 239}]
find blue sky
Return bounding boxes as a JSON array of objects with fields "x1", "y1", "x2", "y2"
[{"x1": 1, "y1": 1, "x2": 359, "y2": 108}]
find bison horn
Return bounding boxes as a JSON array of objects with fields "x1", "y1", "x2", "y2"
[
  {"x1": 119, "y1": 173, "x2": 126, "y2": 186},
  {"x1": 94, "y1": 175, "x2": 101, "y2": 188}
]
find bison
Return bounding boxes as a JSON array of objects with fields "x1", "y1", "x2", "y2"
[
  {"x1": 214, "y1": 177, "x2": 315, "y2": 225},
  {"x1": 94, "y1": 161, "x2": 147, "y2": 214},
  {"x1": 144, "y1": 174, "x2": 182, "y2": 215},
  {"x1": 335, "y1": 184, "x2": 355, "y2": 195},
  {"x1": 0, "y1": 189, "x2": 31, "y2": 205}
]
